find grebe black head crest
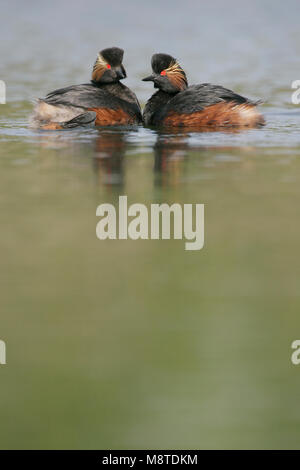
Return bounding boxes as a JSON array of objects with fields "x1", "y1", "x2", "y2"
[
  {"x1": 92, "y1": 47, "x2": 126, "y2": 84},
  {"x1": 101, "y1": 47, "x2": 124, "y2": 66},
  {"x1": 142, "y1": 53, "x2": 188, "y2": 93},
  {"x1": 151, "y1": 53, "x2": 175, "y2": 74}
]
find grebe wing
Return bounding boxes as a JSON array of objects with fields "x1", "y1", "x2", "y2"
[
  {"x1": 165, "y1": 83, "x2": 255, "y2": 115},
  {"x1": 42, "y1": 83, "x2": 141, "y2": 121},
  {"x1": 120, "y1": 84, "x2": 142, "y2": 111},
  {"x1": 42, "y1": 84, "x2": 119, "y2": 109}
]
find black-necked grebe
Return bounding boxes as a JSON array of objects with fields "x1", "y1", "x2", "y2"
[
  {"x1": 30, "y1": 47, "x2": 142, "y2": 129},
  {"x1": 142, "y1": 53, "x2": 265, "y2": 128}
]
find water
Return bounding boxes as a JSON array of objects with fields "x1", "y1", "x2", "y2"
[{"x1": 1, "y1": 0, "x2": 300, "y2": 449}]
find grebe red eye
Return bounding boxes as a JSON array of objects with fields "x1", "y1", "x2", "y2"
[
  {"x1": 106, "y1": 64, "x2": 111, "y2": 69},
  {"x1": 161, "y1": 70, "x2": 166, "y2": 76}
]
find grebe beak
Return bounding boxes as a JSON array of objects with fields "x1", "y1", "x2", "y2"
[
  {"x1": 142, "y1": 74, "x2": 155, "y2": 82},
  {"x1": 116, "y1": 68, "x2": 126, "y2": 80}
]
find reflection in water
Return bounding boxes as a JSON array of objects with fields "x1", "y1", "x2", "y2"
[
  {"x1": 36, "y1": 128, "x2": 127, "y2": 189},
  {"x1": 34, "y1": 125, "x2": 258, "y2": 194},
  {"x1": 35, "y1": 126, "x2": 256, "y2": 192},
  {"x1": 153, "y1": 127, "x2": 247, "y2": 188},
  {"x1": 154, "y1": 133, "x2": 189, "y2": 187},
  {"x1": 93, "y1": 130, "x2": 127, "y2": 189}
]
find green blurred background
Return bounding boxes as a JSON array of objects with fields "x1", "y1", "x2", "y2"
[{"x1": 1, "y1": 0, "x2": 300, "y2": 449}]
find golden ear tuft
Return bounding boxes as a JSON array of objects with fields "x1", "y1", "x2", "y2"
[
  {"x1": 92, "y1": 54, "x2": 108, "y2": 82},
  {"x1": 165, "y1": 61, "x2": 187, "y2": 91},
  {"x1": 165, "y1": 60, "x2": 182, "y2": 75}
]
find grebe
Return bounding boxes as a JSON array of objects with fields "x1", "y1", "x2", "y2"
[
  {"x1": 31, "y1": 47, "x2": 142, "y2": 129},
  {"x1": 142, "y1": 53, "x2": 264, "y2": 129}
]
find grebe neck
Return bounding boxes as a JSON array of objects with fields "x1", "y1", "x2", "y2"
[{"x1": 143, "y1": 90, "x2": 175, "y2": 126}]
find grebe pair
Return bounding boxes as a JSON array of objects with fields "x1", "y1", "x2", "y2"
[{"x1": 31, "y1": 47, "x2": 264, "y2": 130}]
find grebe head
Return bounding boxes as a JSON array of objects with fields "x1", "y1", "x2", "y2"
[
  {"x1": 142, "y1": 53, "x2": 187, "y2": 93},
  {"x1": 92, "y1": 47, "x2": 127, "y2": 84}
]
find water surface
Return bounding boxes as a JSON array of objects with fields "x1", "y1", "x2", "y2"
[{"x1": 1, "y1": 0, "x2": 300, "y2": 450}]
